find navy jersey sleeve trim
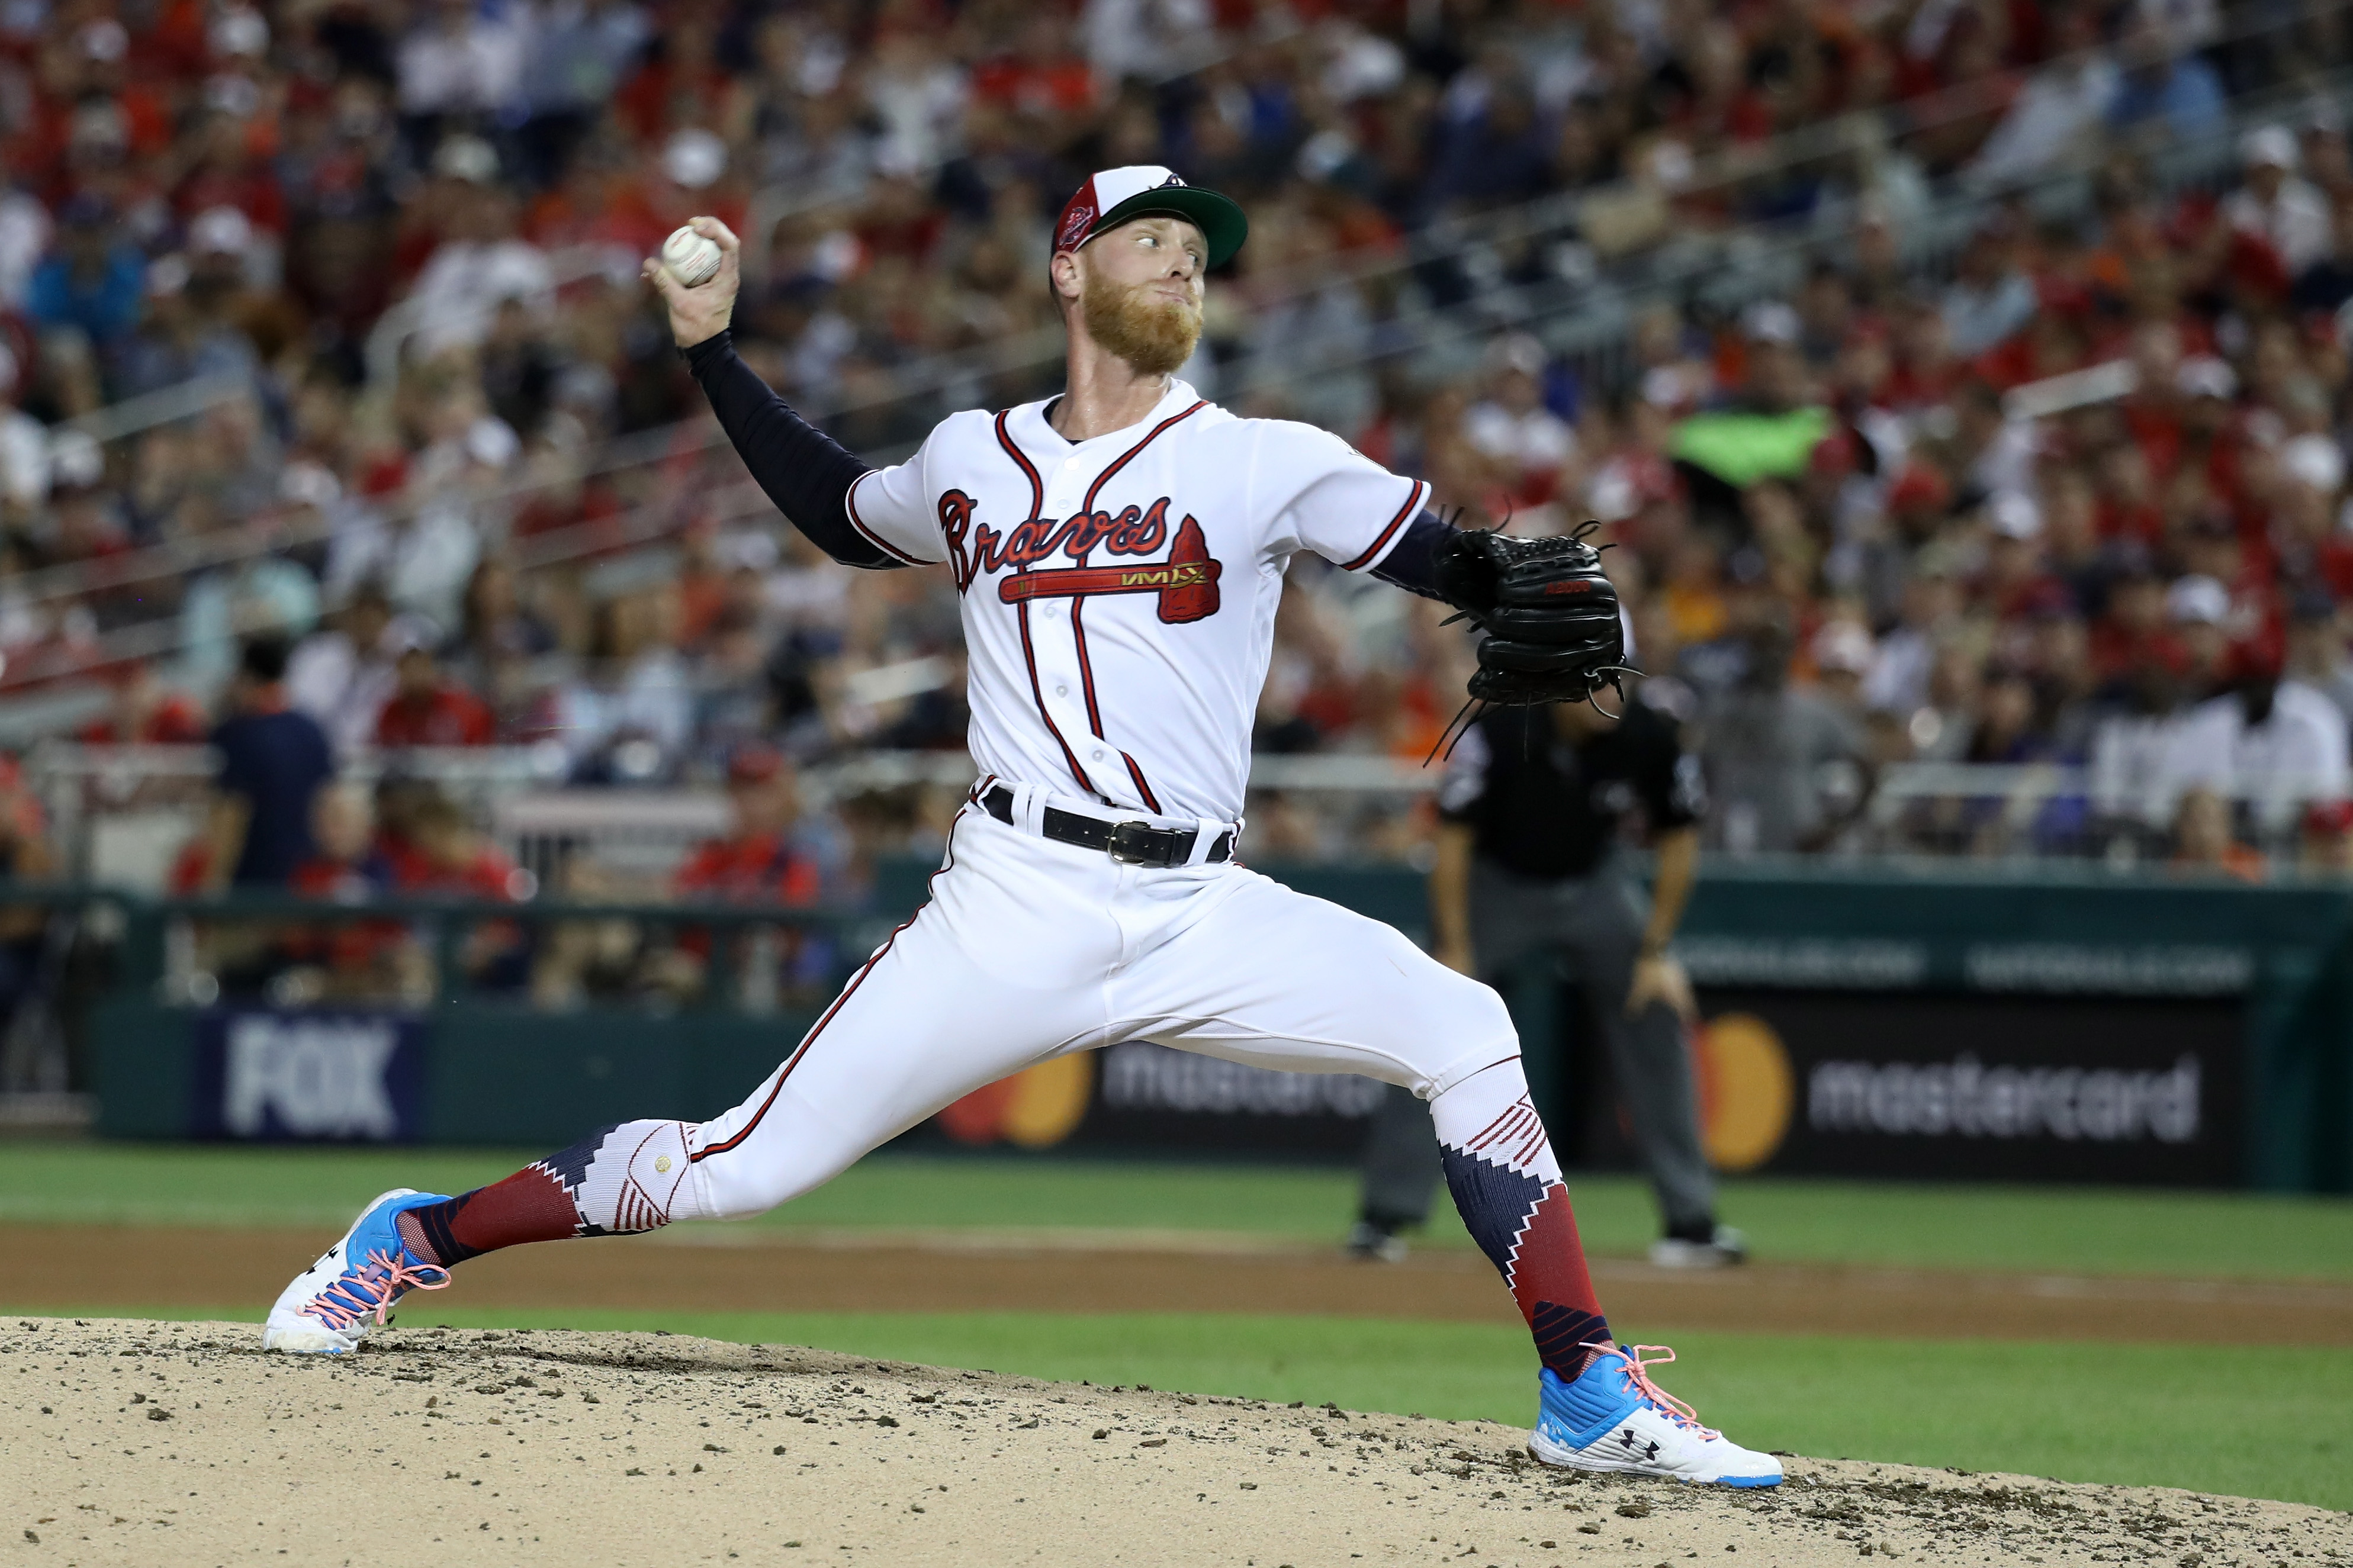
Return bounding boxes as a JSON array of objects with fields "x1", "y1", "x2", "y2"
[
  {"x1": 683, "y1": 330, "x2": 901, "y2": 571},
  {"x1": 1345, "y1": 481, "x2": 1429, "y2": 572},
  {"x1": 1371, "y1": 509, "x2": 1456, "y2": 600}
]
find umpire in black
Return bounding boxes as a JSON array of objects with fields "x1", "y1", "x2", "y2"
[{"x1": 1347, "y1": 687, "x2": 1745, "y2": 1267}]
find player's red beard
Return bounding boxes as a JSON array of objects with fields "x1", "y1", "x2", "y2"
[{"x1": 1079, "y1": 268, "x2": 1202, "y2": 377}]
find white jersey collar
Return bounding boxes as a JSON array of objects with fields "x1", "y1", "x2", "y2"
[{"x1": 1011, "y1": 378, "x2": 1201, "y2": 456}]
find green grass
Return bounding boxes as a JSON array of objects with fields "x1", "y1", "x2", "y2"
[
  {"x1": 19, "y1": 1302, "x2": 2349, "y2": 1512},
  {"x1": 5, "y1": 1141, "x2": 2353, "y2": 1280}
]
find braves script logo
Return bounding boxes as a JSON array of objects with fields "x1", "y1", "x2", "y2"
[{"x1": 937, "y1": 491, "x2": 1222, "y2": 624}]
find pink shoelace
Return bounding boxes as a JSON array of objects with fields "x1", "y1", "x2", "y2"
[
  {"x1": 301, "y1": 1248, "x2": 452, "y2": 1332},
  {"x1": 1579, "y1": 1341, "x2": 1721, "y2": 1440}
]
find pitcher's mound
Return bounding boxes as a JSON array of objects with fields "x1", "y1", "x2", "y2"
[{"x1": 2, "y1": 1318, "x2": 2342, "y2": 1566}]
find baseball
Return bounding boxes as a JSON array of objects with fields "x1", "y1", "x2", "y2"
[{"x1": 661, "y1": 224, "x2": 723, "y2": 288}]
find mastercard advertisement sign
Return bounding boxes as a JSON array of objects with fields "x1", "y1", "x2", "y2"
[
  {"x1": 1690, "y1": 1012, "x2": 1796, "y2": 1173},
  {"x1": 927, "y1": 1042, "x2": 1386, "y2": 1157},
  {"x1": 934, "y1": 1054, "x2": 1097, "y2": 1150},
  {"x1": 1679, "y1": 990, "x2": 2243, "y2": 1185},
  {"x1": 924, "y1": 994, "x2": 2239, "y2": 1186}
]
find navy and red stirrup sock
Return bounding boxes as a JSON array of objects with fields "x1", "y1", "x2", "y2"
[
  {"x1": 394, "y1": 1125, "x2": 616, "y2": 1267},
  {"x1": 395, "y1": 1119, "x2": 707, "y2": 1268},
  {"x1": 1429, "y1": 1066, "x2": 1611, "y2": 1382}
]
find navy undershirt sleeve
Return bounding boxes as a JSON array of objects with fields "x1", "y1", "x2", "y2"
[
  {"x1": 1371, "y1": 511, "x2": 1457, "y2": 601},
  {"x1": 682, "y1": 330, "x2": 899, "y2": 571}
]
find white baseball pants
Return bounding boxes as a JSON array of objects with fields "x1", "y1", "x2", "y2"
[{"x1": 681, "y1": 785, "x2": 1521, "y2": 1220}]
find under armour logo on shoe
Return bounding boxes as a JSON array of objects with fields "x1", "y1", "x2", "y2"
[{"x1": 1617, "y1": 1428, "x2": 1660, "y2": 1460}]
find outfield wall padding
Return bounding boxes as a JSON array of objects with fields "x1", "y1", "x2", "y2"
[{"x1": 83, "y1": 864, "x2": 2353, "y2": 1190}]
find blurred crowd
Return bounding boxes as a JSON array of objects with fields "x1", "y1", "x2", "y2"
[{"x1": 0, "y1": 0, "x2": 2348, "y2": 901}]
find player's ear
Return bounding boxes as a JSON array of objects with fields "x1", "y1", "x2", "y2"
[{"x1": 1049, "y1": 249, "x2": 1084, "y2": 306}]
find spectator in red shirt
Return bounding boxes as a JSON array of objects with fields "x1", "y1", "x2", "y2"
[
  {"x1": 401, "y1": 793, "x2": 532, "y2": 991},
  {"x1": 970, "y1": 12, "x2": 1095, "y2": 128},
  {"x1": 368, "y1": 775, "x2": 439, "y2": 891},
  {"x1": 75, "y1": 661, "x2": 208, "y2": 745},
  {"x1": 656, "y1": 745, "x2": 832, "y2": 1004},
  {"x1": 673, "y1": 745, "x2": 821, "y2": 906},
  {"x1": 375, "y1": 640, "x2": 497, "y2": 748},
  {"x1": 282, "y1": 783, "x2": 407, "y2": 999},
  {"x1": 291, "y1": 783, "x2": 393, "y2": 903}
]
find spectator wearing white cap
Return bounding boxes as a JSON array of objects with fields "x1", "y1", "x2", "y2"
[
  {"x1": 2166, "y1": 571, "x2": 2236, "y2": 701},
  {"x1": 1809, "y1": 617, "x2": 1876, "y2": 720},
  {"x1": 1462, "y1": 334, "x2": 1575, "y2": 503},
  {"x1": 2224, "y1": 125, "x2": 2332, "y2": 275},
  {"x1": 403, "y1": 149, "x2": 552, "y2": 355},
  {"x1": 1733, "y1": 300, "x2": 1812, "y2": 414}
]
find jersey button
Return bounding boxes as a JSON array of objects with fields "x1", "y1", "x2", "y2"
[
  {"x1": 1063, "y1": 457, "x2": 1081, "y2": 470},
  {"x1": 1091, "y1": 749, "x2": 1105, "y2": 760},
  {"x1": 1055, "y1": 685, "x2": 1068, "y2": 697}
]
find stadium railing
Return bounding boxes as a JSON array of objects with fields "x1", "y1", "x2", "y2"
[{"x1": 19, "y1": 742, "x2": 2353, "y2": 893}]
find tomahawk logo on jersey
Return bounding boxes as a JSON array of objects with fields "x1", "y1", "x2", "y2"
[
  {"x1": 843, "y1": 381, "x2": 1429, "y2": 820},
  {"x1": 936, "y1": 484, "x2": 1221, "y2": 623}
]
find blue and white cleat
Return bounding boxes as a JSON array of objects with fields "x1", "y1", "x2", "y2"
[
  {"x1": 262, "y1": 1188, "x2": 454, "y2": 1354},
  {"x1": 1529, "y1": 1342, "x2": 1783, "y2": 1487}
]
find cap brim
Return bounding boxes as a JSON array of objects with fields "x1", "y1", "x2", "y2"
[{"x1": 1090, "y1": 186, "x2": 1249, "y2": 269}]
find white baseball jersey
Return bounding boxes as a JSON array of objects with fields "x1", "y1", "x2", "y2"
[{"x1": 844, "y1": 377, "x2": 1429, "y2": 823}]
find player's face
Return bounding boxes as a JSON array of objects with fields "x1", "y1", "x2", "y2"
[
  {"x1": 1087, "y1": 215, "x2": 1206, "y2": 298},
  {"x1": 1072, "y1": 216, "x2": 1207, "y2": 376}
]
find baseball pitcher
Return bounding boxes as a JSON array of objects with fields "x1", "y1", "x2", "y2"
[{"x1": 262, "y1": 167, "x2": 1779, "y2": 1487}]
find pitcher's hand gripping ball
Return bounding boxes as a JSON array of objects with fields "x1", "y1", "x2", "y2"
[
  {"x1": 661, "y1": 225, "x2": 724, "y2": 287},
  {"x1": 1435, "y1": 522, "x2": 1629, "y2": 706}
]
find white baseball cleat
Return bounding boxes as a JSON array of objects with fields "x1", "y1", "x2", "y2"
[
  {"x1": 262, "y1": 1188, "x2": 454, "y2": 1354},
  {"x1": 1529, "y1": 1342, "x2": 1783, "y2": 1487}
]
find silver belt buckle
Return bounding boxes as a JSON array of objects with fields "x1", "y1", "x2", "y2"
[{"x1": 1105, "y1": 820, "x2": 1160, "y2": 865}]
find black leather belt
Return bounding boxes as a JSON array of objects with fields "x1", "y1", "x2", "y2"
[{"x1": 982, "y1": 784, "x2": 1233, "y2": 868}]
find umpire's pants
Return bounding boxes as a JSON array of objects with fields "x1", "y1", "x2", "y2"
[{"x1": 1357, "y1": 854, "x2": 1716, "y2": 1237}]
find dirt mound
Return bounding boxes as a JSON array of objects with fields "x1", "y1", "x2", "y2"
[
  {"x1": 2, "y1": 1318, "x2": 2343, "y2": 1567},
  {"x1": 14, "y1": 1224, "x2": 2353, "y2": 1344}
]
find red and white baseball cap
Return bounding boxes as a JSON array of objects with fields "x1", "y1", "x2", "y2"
[{"x1": 1052, "y1": 165, "x2": 1249, "y2": 270}]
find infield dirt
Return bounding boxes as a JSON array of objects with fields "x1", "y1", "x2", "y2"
[
  {"x1": 6, "y1": 1222, "x2": 2353, "y2": 1344},
  {"x1": 2, "y1": 1318, "x2": 2346, "y2": 1568}
]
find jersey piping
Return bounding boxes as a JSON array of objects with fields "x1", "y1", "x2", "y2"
[
  {"x1": 1065, "y1": 400, "x2": 1203, "y2": 818},
  {"x1": 1342, "y1": 478, "x2": 1429, "y2": 571},
  {"x1": 994, "y1": 411, "x2": 1103, "y2": 801},
  {"x1": 691, "y1": 792, "x2": 978, "y2": 1165},
  {"x1": 843, "y1": 471, "x2": 928, "y2": 565}
]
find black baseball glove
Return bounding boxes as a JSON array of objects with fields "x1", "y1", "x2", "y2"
[{"x1": 1433, "y1": 523, "x2": 1629, "y2": 706}]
